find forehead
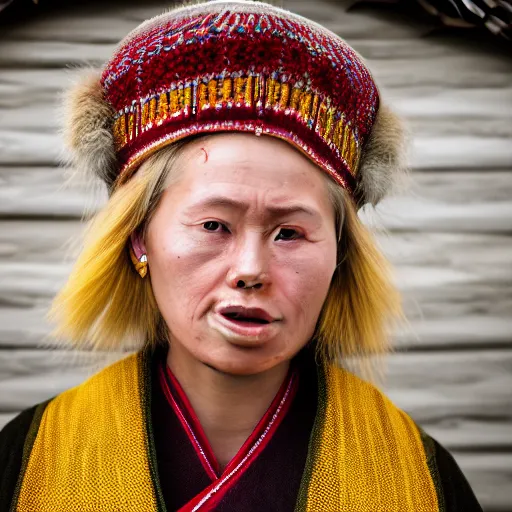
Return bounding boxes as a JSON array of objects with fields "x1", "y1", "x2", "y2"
[{"x1": 173, "y1": 133, "x2": 332, "y2": 205}]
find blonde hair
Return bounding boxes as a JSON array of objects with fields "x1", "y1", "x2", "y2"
[
  {"x1": 50, "y1": 138, "x2": 402, "y2": 366},
  {"x1": 317, "y1": 180, "x2": 402, "y2": 366},
  {"x1": 49, "y1": 142, "x2": 189, "y2": 350}
]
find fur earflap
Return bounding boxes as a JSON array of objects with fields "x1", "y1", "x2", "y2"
[
  {"x1": 62, "y1": 69, "x2": 117, "y2": 190},
  {"x1": 356, "y1": 103, "x2": 409, "y2": 207}
]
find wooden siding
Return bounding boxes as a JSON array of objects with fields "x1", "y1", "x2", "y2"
[{"x1": 0, "y1": 0, "x2": 511, "y2": 509}]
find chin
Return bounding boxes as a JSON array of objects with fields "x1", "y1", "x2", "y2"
[{"x1": 200, "y1": 347, "x2": 287, "y2": 377}]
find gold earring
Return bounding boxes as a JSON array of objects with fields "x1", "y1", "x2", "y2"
[{"x1": 129, "y1": 245, "x2": 148, "y2": 278}]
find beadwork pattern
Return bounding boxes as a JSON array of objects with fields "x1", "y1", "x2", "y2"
[{"x1": 101, "y1": 2, "x2": 380, "y2": 194}]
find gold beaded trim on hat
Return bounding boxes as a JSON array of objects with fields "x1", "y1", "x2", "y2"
[{"x1": 112, "y1": 73, "x2": 361, "y2": 177}]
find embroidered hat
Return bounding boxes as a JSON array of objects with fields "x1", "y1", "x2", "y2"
[{"x1": 64, "y1": 0, "x2": 407, "y2": 205}]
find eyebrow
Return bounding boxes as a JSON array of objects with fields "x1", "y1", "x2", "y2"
[{"x1": 186, "y1": 196, "x2": 320, "y2": 220}]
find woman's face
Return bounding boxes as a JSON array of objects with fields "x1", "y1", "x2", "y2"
[{"x1": 143, "y1": 133, "x2": 337, "y2": 375}]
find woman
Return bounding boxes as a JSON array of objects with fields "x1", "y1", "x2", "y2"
[{"x1": 0, "y1": 1, "x2": 482, "y2": 510}]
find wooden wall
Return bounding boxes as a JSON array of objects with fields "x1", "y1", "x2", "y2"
[{"x1": 0, "y1": 0, "x2": 511, "y2": 508}]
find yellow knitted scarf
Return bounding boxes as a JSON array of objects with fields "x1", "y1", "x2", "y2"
[{"x1": 12, "y1": 351, "x2": 441, "y2": 511}]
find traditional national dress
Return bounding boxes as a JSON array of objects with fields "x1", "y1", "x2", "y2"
[{"x1": 0, "y1": 347, "x2": 481, "y2": 511}]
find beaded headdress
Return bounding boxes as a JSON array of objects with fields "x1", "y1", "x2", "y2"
[{"x1": 64, "y1": 0, "x2": 407, "y2": 206}]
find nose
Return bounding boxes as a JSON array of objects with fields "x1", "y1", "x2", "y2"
[{"x1": 227, "y1": 232, "x2": 269, "y2": 291}]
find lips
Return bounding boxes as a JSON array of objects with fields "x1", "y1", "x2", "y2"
[
  {"x1": 218, "y1": 306, "x2": 275, "y2": 325},
  {"x1": 209, "y1": 304, "x2": 280, "y2": 342}
]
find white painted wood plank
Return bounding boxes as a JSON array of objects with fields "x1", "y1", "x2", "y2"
[
  {"x1": 0, "y1": 307, "x2": 59, "y2": 348},
  {"x1": 395, "y1": 316, "x2": 512, "y2": 349},
  {"x1": 0, "y1": 130, "x2": 61, "y2": 166},
  {"x1": 362, "y1": 171, "x2": 512, "y2": 233},
  {"x1": 396, "y1": 264, "x2": 506, "y2": 297},
  {"x1": 377, "y1": 167, "x2": 502, "y2": 204},
  {"x1": 0, "y1": 262, "x2": 71, "y2": 307},
  {"x1": 452, "y1": 453, "x2": 512, "y2": 511},
  {"x1": 426, "y1": 420, "x2": 512, "y2": 451},
  {"x1": 0, "y1": 41, "x2": 114, "y2": 67},
  {"x1": 1, "y1": 105, "x2": 57, "y2": 131},
  {"x1": 407, "y1": 118, "x2": 512, "y2": 139},
  {"x1": 351, "y1": 35, "x2": 512, "y2": 60},
  {"x1": 369, "y1": 194, "x2": 512, "y2": 233},
  {"x1": 377, "y1": 231, "x2": 512, "y2": 281},
  {"x1": 410, "y1": 136, "x2": 512, "y2": 170},
  {"x1": 368, "y1": 55, "x2": 512, "y2": 89},
  {"x1": 0, "y1": 220, "x2": 83, "y2": 262},
  {"x1": 0, "y1": 69, "x2": 66, "y2": 109},
  {"x1": 385, "y1": 351, "x2": 512, "y2": 423},
  {"x1": 0, "y1": 166, "x2": 107, "y2": 217},
  {"x1": 0, "y1": 12, "x2": 143, "y2": 43},
  {"x1": 0, "y1": 350, "x2": 120, "y2": 412},
  {"x1": 386, "y1": 87, "x2": 512, "y2": 119},
  {"x1": 402, "y1": 282, "x2": 512, "y2": 327}
]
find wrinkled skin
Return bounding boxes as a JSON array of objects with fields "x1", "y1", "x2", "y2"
[{"x1": 136, "y1": 133, "x2": 337, "y2": 377}]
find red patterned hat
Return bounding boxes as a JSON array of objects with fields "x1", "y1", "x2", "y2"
[{"x1": 64, "y1": 0, "x2": 407, "y2": 206}]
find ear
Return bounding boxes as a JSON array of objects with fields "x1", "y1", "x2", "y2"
[{"x1": 130, "y1": 230, "x2": 147, "y2": 260}]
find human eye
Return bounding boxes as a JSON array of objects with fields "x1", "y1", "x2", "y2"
[
  {"x1": 274, "y1": 227, "x2": 302, "y2": 241},
  {"x1": 203, "y1": 221, "x2": 229, "y2": 233}
]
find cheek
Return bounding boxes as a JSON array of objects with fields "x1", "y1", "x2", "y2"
[
  {"x1": 147, "y1": 224, "x2": 224, "y2": 313},
  {"x1": 274, "y1": 243, "x2": 336, "y2": 320}
]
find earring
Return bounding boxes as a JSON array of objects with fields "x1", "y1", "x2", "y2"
[{"x1": 129, "y1": 244, "x2": 148, "y2": 278}]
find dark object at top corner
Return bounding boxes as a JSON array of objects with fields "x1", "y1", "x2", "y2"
[{"x1": 417, "y1": 0, "x2": 512, "y2": 42}]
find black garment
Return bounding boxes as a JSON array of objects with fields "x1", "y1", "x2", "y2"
[
  {"x1": 0, "y1": 405, "x2": 38, "y2": 512},
  {"x1": 151, "y1": 349, "x2": 318, "y2": 511},
  {"x1": 434, "y1": 438, "x2": 482, "y2": 511}
]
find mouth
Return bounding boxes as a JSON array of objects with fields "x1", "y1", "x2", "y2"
[
  {"x1": 219, "y1": 306, "x2": 275, "y2": 325},
  {"x1": 209, "y1": 305, "x2": 279, "y2": 342}
]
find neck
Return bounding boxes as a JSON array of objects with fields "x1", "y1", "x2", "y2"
[{"x1": 166, "y1": 343, "x2": 289, "y2": 472}]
